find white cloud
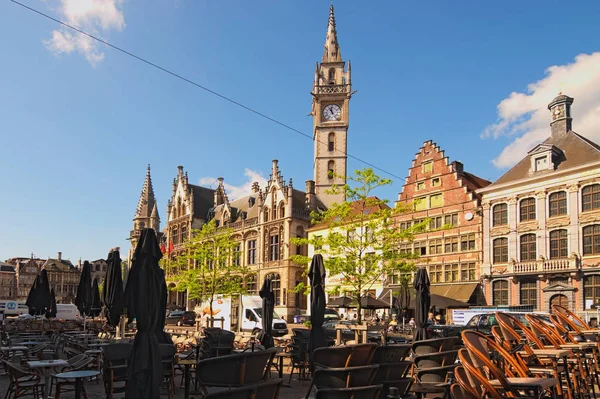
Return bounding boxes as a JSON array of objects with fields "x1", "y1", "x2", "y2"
[
  {"x1": 199, "y1": 169, "x2": 268, "y2": 201},
  {"x1": 482, "y1": 52, "x2": 600, "y2": 168},
  {"x1": 43, "y1": 0, "x2": 125, "y2": 66}
]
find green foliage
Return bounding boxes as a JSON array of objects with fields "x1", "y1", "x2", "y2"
[
  {"x1": 163, "y1": 220, "x2": 248, "y2": 321},
  {"x1": 292, "y1": 168, "x2": 425, "y2": 323}
]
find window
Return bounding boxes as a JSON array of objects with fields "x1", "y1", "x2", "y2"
[
  {"x1": 422, "y1": 162, "x2": 433, "y2": 174},
  {"x1": 444, "y1": 213, "x2": 459, "y2": 227},
  {"x1": 549, "y1": 230, "x2": 568, "y2": 259},
  {"x1": 460, "y1": 234, "x2": 476, "y2": 251},
  {"x1": 585, "y1": 275, "x2": 600, "y2": 309},
  {"x1": 233, "y1": 244, "x2": 241, "y2": 266},
  {"x1": 520, "y1": 280, "x2": 537, "y2": 308},
  {"x1": 493, "y1": 204, "x2": 508, "y2": 226},
  {"x1": 314, "y1": 235, "x2": 323, "y2": 250},
  {"x1": 429, "y1": 216, "x2": 443, "y2": 230},
  {"x1": 247, "y1": 240, "x2": 256, "y2": 265},
  {"x1": 414, "y1": 197, "x2": 427, "y2": 211},
  {"x1": 460, "y1": 262, "x2": 476, "y2": 281},
  {"x1": 414, "y1": 241, "x2": 426, "y2": 256},
  {"x1": 347, "y1": 230, "x2": 356, "y2": 243},
  {"x1": 279, "y1": 204, "x2": 285, "y2": 218},
  {"x1": 328, "y1": 68, "x2": 335, "y2": 82},
  {"x1": 429, "y1": 265, "x2": 443, "y2": 283},
  {"x1": 328, "y1": 132, "x2": 335, "y2": 152},
  {"x1": 444, "y1": 264, "x2": 459, "y2": 282},
  {"x1": 548, "y1": 192, "x2": 567, "y2": 217},
  {"x1": 181, "y1": 225, "x2": 187, "y2": 242},
  {"x1": 430, "y1": 194, "x2": 443, "y2": 208},
  {"x1": 432, "y1": 177, "x2": 441, "y2": 187},
  {"x1": 327, "y1": 160, "x2": 335, "y2": 179},
  {"x1": 535, "y1": 156, "x2": 547, "y2": 171},
  {"x1": 520, "y1": 234, "x2": 537, "y2": 261},
  {"x1": 264, "y1": 208, "x2": 269, "y2": 222},
  {"x1": 444, "y1": 237, "x2": 458, "y2": 253},
  {"x1": 269, "y1": 273, "x2": 281, "y2": 306},
  {"x1": 493, "y1": 238, "x2": 508, "y2": 263},
  {"x1": 583, "y1": 225, "x2": 600, "y2": 255},
  {"x1": 583, "y1": 185, "x2": 600, "y2": 211},
  {"x1": 429, "y1": 239, "x2": 442, "y2": 255},
  {"x1": 416, "y1": 181, "x2": 425, "y2": 190},
  {"x1": 246, "y1": 274, "x2": 257, "y2": 295},
  {"x1": 172, "y1": 227, "x2": 179, "y2": 245},
  {"x1": 269, "y1": 234, "x2": 280, "y2": 261},
  {"x1": 493, "y1": 280, "x2": 509, "y2": 306},
  {"x1": 520, "y1": 198, "x2": 536, "y2": 222}
]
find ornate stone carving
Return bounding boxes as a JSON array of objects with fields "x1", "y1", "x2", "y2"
[
  {"x1": 517, "y1": 221, "x2": 538, "y2": 232},
  {"x1": 546, "y1": 216, "x2": 570, "y2": 229},
  {"x1": 507, "y1": 197, "x2": 517, "y2": 205},
  {"x1": 490, "y1": 226, "x2": 510, "y2": 237},
  {"x1": 535, "y1": 191, "x2": 547, "y2": 199},
  {"x1": 567, "y1": 184, "x2": 580, "y2": 193}
]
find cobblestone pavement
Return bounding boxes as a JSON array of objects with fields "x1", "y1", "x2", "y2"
[{"x1": 0, "y1": 368, "x2": 311, "y2": 398}]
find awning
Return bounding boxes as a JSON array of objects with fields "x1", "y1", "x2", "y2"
[{"x1": 430, "y1": 283, "x2": 479, "y2": 303}]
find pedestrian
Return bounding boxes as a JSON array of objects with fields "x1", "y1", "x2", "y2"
[
  {"x1": 427, "y1": 312, "x2": 436, "y2": 325},
  {"x1": 409, "y1": 318, "x2": 415, "y2": 327}
]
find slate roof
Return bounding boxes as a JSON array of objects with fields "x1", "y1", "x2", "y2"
[
  {"x1": 42, "y1": 258, "x2": 79, "y2": 273},
  {"x1": 189, "y1": 184, "x2": 216, "y2": 220},
  {"x1": 0, "y1": 262, "x2": 15, "y2": 273},
  {"x1": 492, "y1": 130, "x2": 600, "y2": 186}
]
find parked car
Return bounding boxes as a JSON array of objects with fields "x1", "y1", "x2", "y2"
[
  {"x1": 430, "y1": 312, "x2": 552, "y2": 342},
  {"x1": 166, "y1": 310, "x2": 196, "y2": 326}
]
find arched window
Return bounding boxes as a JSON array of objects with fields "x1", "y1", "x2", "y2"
[
  {"x1": 245, "y1": 274, "x2": 257, "y2": 295},
  {"x1": 583, "y1": 225, "x2": 600, "y2": 255},
  {"x1": 181, "y1": 224, "x2": 187, "y2": 242},
  {"x1": 172, "y1": 227, "x2": 178, "y2": 245},
  {"x1": 327, "y1": 160, "x2": 335, "y2": 179},
  {"x1": 328, "y1": 68, "x2": 335, "y2": 83},
  {"x1": 583, "y1": 184, "x2": 600, "y2": 211},
  {"x1": 549, "y1": 229, "x2": 568, "y2": 259},
  {"x1": 268, "y1": 273, "x2": 281, "y2": 306},
  {"x1": 584, "y1": 275, "x2": 600, "y2": 309},
  {"x1": 295, "y1": 226, "x2": 306, "y2": 256},
  {"x1": 328, "y1": 132, "x2": 335, "y2": 152},
  {"x1": 493, "y1": 280, "x2": 509, "y2": 306},
  {"x1": 520, "y1": 234, "x2": 537, "y2": 261},
  {"x1": 520, "y1": 279, "x2": 537, "y2": 308},
  {"x1": 279, "y1": 203, "x2": 285, "y2": 218},
  {"x1": 493, "y1": 204, "x2": 508, "y2": 226},
  {"x1": 549, "y1": 191, "x2": 567, "y2": 216},
  {"x1": 264, "y1": 208, "x2": 269, "y2": 222},
  {"x1": 493, "y1": 238, "x2": 508, "y2": 264},
  {"x1": 519, "y1": 198, "x2": 536, "y2": 222},
  {"x1": 272, "y1": 207, "x2": 277, "y2": 221}
]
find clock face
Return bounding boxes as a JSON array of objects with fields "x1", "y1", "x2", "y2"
[
  {"x1": 552, "y1": 106, "x2": 564, "y2": 120},
  {"x1": 323, "y1": 104, "x2": 341, "y2": 121}
]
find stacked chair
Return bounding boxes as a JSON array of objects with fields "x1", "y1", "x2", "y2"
[
  {"x1": 411, "y1": 337, "x2": 458, "y2": 399},
  {"x1": 199, "y1": 328, "x2": 235, "y2": 359},
  {"x1": 288, "y1": 329, "x2": 311, "y2": 383}
]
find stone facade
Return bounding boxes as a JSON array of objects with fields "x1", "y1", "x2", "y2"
[
  {"x1": 128, "y1": 165, "x2": 161, "y2": 264},
  {"x1": 89, "y1": 259, "x2": 107, "y2": 284},
  {"x1": 9, "y1": 257, "x2": 44, "y2": 301},
  {"x1": 393, "y1": 141, "x2": 491, "y2": 304},
  {"x1": 478, "y1": 94, "x2": 600, "y2": 321},
  {"x1": 42, "y1": 252, "x2": 80, "y2": 304},
  {"x1": 0, "y1": 263, "x2": 16, "y2": 300}
]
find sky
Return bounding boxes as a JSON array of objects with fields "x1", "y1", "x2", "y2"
[{"x1": 1, "y1": 0, "x2": 600, "y2": 263}]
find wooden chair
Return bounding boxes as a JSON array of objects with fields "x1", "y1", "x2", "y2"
[
  {"x1": 101, "y1": 343, "x2": 133, "y2": 399},
  {"x1": 457, "y1": 349, "x2": 505, "y2": 399},
  {"x1": 305, "y1": 364, "x2": 379, "y2": 399},
  {"x1": 315, "y1": 384, "x2": 383, "y2": 399},
  {"x1": 411, "y1": 337, "x2": 457, "y2": 356},
  {"x1": 346, "y1": 344, "x2": 377, "y2": 366},
  {"x1": 160, "y1": 344, "x2": 177, "y2": 399},
  {"x1": 313, "y1": 346, "x2": 353, "y2": 369},
  {"x1": 453, "y1": 365, "x2": 480, "y2": 399},
  {"x1": 371, "y1": 344, "x2": 411, "y2": 363},
  {"x1": 461, "y1": 330, "x2": 559, "y2": 398}
]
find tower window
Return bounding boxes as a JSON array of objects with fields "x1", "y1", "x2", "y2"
[
  {"x1": 327, "y1": 160, "x2": 335, "y2": 179},
  {"x1": 328, "y1": 68, "x2": 335, "y2": 84},
  {"x1": 328, "y1": 132, "x2": 335, "y2": 152}
]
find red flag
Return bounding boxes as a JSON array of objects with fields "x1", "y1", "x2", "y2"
[
  {"x1": 160, "y1": 243, "x2": 166, "y2": 254},
  {"x1": 168, "y1": 241, "x2": 174, "y2": 254}
]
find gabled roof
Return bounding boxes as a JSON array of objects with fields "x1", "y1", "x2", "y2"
[
  {"x1": 189, "y1": 184, "x2": 215, "y2": 220},
  {"x1": 492, "y1": 130, "x2": 600, "y2": 186},
  {"x1": 42, "y1": 258, "x2": 78, "y2": 273}
]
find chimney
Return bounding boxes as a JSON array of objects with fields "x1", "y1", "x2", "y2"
[
  {"x1": 251, "y1": 182, "x2": 260, "y2": 193},
  {"x1": 454, "y1": 161, "x2": 463, "y2": 173},
  {"x1": 78, "y1": 258, "x2": 82, "y2": 269},
  {"x1": 177, "y1": 165, "x2": 184, "y2": 177},
  {"x1": 548, "y1": 94, "x2": 574, "y2": 136},
  {"x1": 57, "y1": 252, "x2": 62, "y2": 262},
  {"x1": 306, "y1": 180, "x2": 316, "y2": 195},
  {"x1": 305, "y1": 180, "x2": 316, "y2": 210}
]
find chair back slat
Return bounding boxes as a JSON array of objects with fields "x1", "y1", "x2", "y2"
[{"x1": 315, "y1": 384, "x2": 383, "y2": 399}]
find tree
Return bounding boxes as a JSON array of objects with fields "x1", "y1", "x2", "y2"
[
  {"x1": 292, "y1": 168, "x2": 425, "y2": 323},
  {"x1": 165, "y1": 220, "x2": 248, "y2": 325}
]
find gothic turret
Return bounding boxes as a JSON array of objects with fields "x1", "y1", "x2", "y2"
[
  {"x1": 130, "y1": 164, "x2": 160, "y2": 248},
  {"x1": 323, "y1": 5, "x2": 342, "y2": 63}
]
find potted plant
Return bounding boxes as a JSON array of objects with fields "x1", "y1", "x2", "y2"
[{"x1": 304, "y1": 320, "x2": 312, "y2": 329}]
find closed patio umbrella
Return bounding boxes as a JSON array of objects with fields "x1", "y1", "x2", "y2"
[
  {"x1": 45, "y1": 288, "x2": 57, "y2": 319},
  {"x1": 258, "y1": 276, "x2": 274, "y2": 349},
  {"x1": 103, "y1": 248, "x2": 124, "y2": 328},
  {"x1": 308, "y1": 254, "x2": 327, "y2": 369},
  {"x1": 26, "y1": 275, "x2": 41, "y2": 316},
  {"x1": 413, "y1": 267, "x2": 431, "y2": 342},
  {"x1": 75, "y1": 261, "x2": 92, "y2": 317},
  {"x1": 90, "y1": 278, "x2": 102, "y2": 318},
  {"x1": 125, "y1": 228, "x2": 172, "y2": 399}
]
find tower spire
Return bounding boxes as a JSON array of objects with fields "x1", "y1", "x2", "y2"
[
  {"x1": 323, "y1": 4, "x2": 342, "y2": 63},
  {"x1": 135, "y1": 164, "x2": 158, "y2": 219}
]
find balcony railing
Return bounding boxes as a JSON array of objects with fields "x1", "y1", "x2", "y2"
[
  {"x1": 317, "y1": 84, "x2": 349, "y2": 94},
  {"x1": 510, "y1": 258, "x2": 579, "y2": 274}
]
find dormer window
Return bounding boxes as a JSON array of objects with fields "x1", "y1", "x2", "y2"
[{"x1": 535, "y1": 156, "x2": 548, "y2": 171}]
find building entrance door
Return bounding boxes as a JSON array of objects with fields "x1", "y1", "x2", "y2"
[{"x1": 550, "y1": 294, "x2": 569, "y2": 310}]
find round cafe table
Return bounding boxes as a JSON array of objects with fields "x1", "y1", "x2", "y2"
[{"x1": 54, "y1": 370, "x2": 101, "y2": 399}]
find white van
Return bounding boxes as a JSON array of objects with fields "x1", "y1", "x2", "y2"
[
  {"x1": 0, "y1": 301, "x2": 28, "y2": 316},
  {"x1": 240, "y1": 296, "x2": 288, "y2": 336}
]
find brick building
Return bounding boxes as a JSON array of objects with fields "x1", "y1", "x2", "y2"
[
  {"x1": 42, "y1": 252, "x2": 80, "y2": 304},
  {"x1": 0, "y1": 262, "x2": 16, "y2": 300},
  {"x1": 10, "y1": 257, "x2": 43, "y2": 301},
  {"x1": 393, "y1": 141, "x2": 491, "y2": 304},
  {"x1": 479, "y1": 94, "x2": 600, "y2": 319}
]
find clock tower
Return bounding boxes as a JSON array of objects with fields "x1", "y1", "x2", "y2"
[{"x1": 311, "y1": 5, "x2": 352, "y2": 207}]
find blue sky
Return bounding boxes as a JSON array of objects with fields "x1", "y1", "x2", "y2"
[{"x1": 1, "y1": 0, "x2": 600, "y2": 263}]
